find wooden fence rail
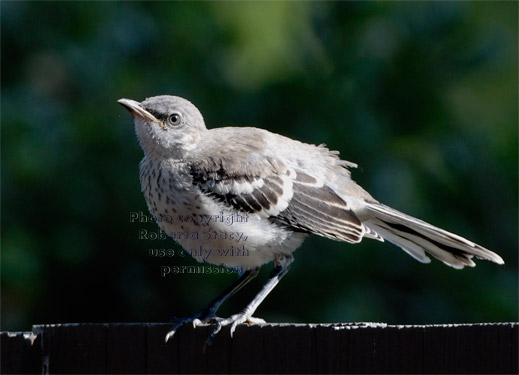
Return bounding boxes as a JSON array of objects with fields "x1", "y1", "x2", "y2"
[{"x1": 1, "y1": 322, "x2": 518, "y2": 374}]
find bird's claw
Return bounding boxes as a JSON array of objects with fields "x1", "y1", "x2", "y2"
[
  {"x1": 165, "y1": 314, "x2": 218, "y2": 343},
  {"x1": 203, "y1": 313, "x2": 265, "y2": 351},
  {"x1": 229, "y1": 315, "x2": 265, "y2": 336},
  {"x1": 166, "y1": 312, "x2": 265, "y2": 351}
]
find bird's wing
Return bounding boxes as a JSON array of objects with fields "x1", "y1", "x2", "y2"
[{"x1": 188, "y1": 151, "x2": 368, "y2": 244}]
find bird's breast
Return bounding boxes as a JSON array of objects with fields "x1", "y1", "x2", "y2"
[{"x1": 138, "y1": 160, "x2": 305, "y2": 269}]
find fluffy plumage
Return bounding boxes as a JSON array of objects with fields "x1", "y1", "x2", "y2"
[{"x1": 119, "y1": 95, "x2": 503, "y2": 271}]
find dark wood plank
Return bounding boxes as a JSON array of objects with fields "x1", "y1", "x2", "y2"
[
  {"x1": 176, "y1": 323, "x2": 232, "y2": 373},
  {"x1": 314, "y1": 323, "x2": 350, "y2": 373},
  {"x1": 0, "y1": 331, "x2": 41, "y2": 374},
  {"x1": 37, "y1": 323, "x2": 107, "y2": 374},
  {"x1": 4, "y1": 322, "x2": 514, "y2": 374},
  {"x1": 423, "y1": 323, "x2": 518, "y2": 374},
  {"x1": 230, "y1": 324, "x2": 267, "y2": 373},
  {"x1": 232, "y1": 323, "x2": 315, "y2": 373},
  {"x1": 347, "y1": 324, "x2": 376, "y2": 373},
  {"x1": 512, "y1": 323, "x2": 519, "y2": 374},
  {"x1": 106, "y1": 323, "x2": 147, "y2": 374},
  {"x1": 312, "y1": 324, "x2": 336, "y2": 373},
  {"x1": 373, "y1": 325, "x2": 424, "y2": 373},
  {"x1": 147, "y1": 323, "x2": 179, "y2": 374}
]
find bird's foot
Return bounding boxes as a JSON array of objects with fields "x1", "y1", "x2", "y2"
[
  {"x1": 165, "y1": 311, "x2": 265, "y2": 352},
  {"x1": 203, "y1": 312, "x2": 265, "y2": 351},
  {"x1": 165, "y1": 313, "x2": 219, "y2": 343}
]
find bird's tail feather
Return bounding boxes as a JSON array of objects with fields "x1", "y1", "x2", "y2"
[{"x1": 362, "y1": 203, "x2": 504, "y2": 269}]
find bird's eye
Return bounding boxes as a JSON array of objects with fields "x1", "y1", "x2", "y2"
[{"x1": 168, "y1": 113, "x2": 182, "y2": 126}]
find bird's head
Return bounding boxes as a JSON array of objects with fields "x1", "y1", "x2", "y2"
[{"x1": 118, "y1": 95, "x2": 206, "y2": 159}]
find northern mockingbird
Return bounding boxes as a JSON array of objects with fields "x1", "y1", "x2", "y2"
[{"x1": 118, "y1": 95, "x2": 504, "y2": 345}]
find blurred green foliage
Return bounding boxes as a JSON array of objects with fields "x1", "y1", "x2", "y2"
[{"x1": 1, "y1": 1, "x2": 517, "y2": 331}]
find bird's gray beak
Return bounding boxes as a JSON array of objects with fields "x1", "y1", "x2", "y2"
[{"x1": 118, "y1": 98, "x2": 165, "y2": 129}]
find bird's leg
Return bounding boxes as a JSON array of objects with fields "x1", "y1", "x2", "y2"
[
  {"x1": 204, "y1": 254, "x2": 294, "y2": 349},
  {"x1": 165, "y1": 267, "x2": 260, "y2": 343}
]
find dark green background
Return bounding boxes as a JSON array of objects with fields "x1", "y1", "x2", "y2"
[{"x1": 2, "y1": 1, "x2": 517, "y2": 332}]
